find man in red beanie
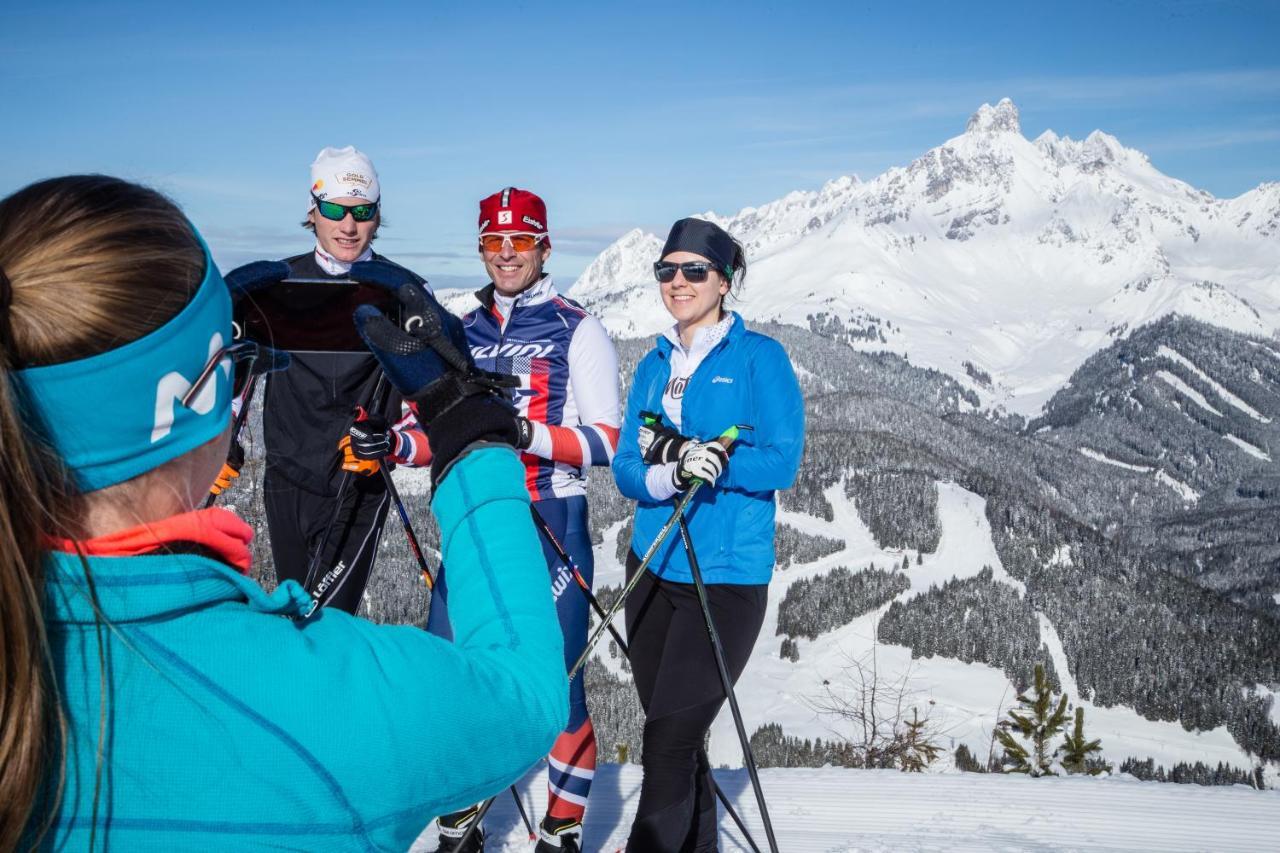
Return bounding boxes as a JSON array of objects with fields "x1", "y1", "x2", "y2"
[{"x1": 426, "y1": 188, "x2": 620, "y2": 853}]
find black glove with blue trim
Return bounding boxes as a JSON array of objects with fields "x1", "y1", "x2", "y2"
[
  {"x1": 224, "y1": 260, "x2": 291, "y2": 299},
  {"x1": 353, "y1": 281, "x2": 519, "y2": 484},
  {"x1": 349, "y1": 259, "x2": 428, "y2": 292}
]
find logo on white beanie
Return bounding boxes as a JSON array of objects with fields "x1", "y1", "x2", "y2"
[{"x1": 309, "y1": 146, "x2": 380, "y2": 210}]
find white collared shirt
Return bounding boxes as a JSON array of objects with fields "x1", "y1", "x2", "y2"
[{"x1": 313, "y1": 243, "x2": 373, "y2": 276}]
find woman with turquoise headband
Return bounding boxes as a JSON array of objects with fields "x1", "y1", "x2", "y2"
[{"x1": 0, "y1": 175, "x2": 567, "y2": 851}]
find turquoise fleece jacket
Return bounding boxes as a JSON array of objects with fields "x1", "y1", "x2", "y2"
[
  {"x1": 612, "y1": 318, "x2": 805, "y2": 585},
  {"x1": 39, "y1": 447, "x2": 567, "y2": 852}
]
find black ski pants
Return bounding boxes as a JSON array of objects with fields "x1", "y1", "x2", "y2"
[
  {"x1": 623, "y1": 549, "x2": 768, "y2": 853},
  {"x1": 263, "y1": 469, "x2": 391, "y2": 614}
]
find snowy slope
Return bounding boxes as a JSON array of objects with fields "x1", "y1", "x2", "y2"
[
  {"x1": 588, "y1": 481, "x2": 1263, "y2": 778},
  {"x1": 410, "y1": 763, "x2": 1280, "y2": 852},
  {"x1": 569, "y1": 100, "x2": 1280, "y2": 415}
]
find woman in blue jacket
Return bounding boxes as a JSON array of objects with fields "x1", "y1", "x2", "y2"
[
  {"x1": 0, "y1": 175, "x2": 566, "y2": 852},
  {"x1": 612, "y1": 218, "x2": 805, "y2": 852}
]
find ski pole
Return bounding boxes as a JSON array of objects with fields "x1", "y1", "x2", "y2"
[
  {"x1": 380, "y1": 467, "x2": 435, "y2": 589},
  {"x1": 677, "y1": 515, "x2": 780, "y2": 853},
  {"x1": 451, "y1": 785, "x2": 534, "y2": 847},
  {"x1": 300, "y1": 372, "x2": 389, "y2": 616},
  {"x1": 569, "y1": 425, "x2": 739, "y2": 680},
  {"x1": 453, "y1": 793, "x2": 497, "y2": 852},
  {"x1": 509, "y1": 784, "x2": 535, "y2": 841},
  {"x1": 204, "y1": 372, "x2": 259, "y2": 509},
  {"x1": 529, "y1": 506, "x2": 628, "y2": 654},
  {"x1": 530, "y1": 505, "x2": 763, "y2": 853}
]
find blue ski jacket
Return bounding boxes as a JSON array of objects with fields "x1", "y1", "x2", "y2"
[
  {"x1": 39, "y1": 447, "x2": 566, "y2": 852},
  {"x1": 613, "y1": 317, "x2": 805, "y2": 585}
]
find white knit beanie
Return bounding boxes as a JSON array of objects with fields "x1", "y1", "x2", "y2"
[{"x1": 308, "y1": 146, "x2": 380, "y2": 211}]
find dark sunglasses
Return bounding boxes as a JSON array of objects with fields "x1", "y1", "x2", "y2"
[
  {"x1": 653, "y1": 260, "x2": 729, "y2": 284},
  {"x1": 312, "y1": 194, "x2": 379, "y2": 223},
  {"x1": 180, "y1": 340, "x2": 289, "y2": 408}
]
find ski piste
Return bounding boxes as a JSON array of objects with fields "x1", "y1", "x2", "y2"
[{"x1": 412, "y1": 761, "x2": 1280, "y2": 851}]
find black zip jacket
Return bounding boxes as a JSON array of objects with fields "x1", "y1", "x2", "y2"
[{"x1": 261, "y1": 251, "x2": 410, "y2": 496}]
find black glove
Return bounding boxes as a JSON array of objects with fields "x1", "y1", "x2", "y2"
[
  {"x1": 347, "y1": 415, "x2": 395, "y2": 460},
  {"x1": 349, "y1": 259, "x2": 428, "y2": 292},
  {"x1": 673, "y1": 440, "x2": 730, "y2": 490},
  {"x1": 224, "y1": 260, "x2": 291, "y2": 300},
  {"x1": 353, "y1": 281, "x2": 520, "y2": 484},
  {"x1": 638, "y1": 414, "x2": 690, "y2": 465},
  {"x1": 515, "y1": 416, "x2": 536, "y2": 450}
]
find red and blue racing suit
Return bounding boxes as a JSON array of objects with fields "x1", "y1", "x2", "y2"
[{"x1": 427, "y1": 274, "x2": 619, "y2": 824}]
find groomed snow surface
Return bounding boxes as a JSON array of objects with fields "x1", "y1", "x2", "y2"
[{"x1": 410, "y1": 763, "x2": 1280, "y2": 852}]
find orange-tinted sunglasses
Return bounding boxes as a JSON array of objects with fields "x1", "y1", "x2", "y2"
[{"x1": 479, "y1": 232, "x2": 545, "y2": 253}]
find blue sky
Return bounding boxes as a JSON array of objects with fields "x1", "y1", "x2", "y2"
[{"x1": 3, "y1": 0, "x2": 1277, "y2": 287}]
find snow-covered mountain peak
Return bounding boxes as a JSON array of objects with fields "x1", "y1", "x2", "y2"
[
  {"x1": 965, "y1": 97, "x2": 1022, "y2": 135},
  {"x1": 569, "y1": 102, "x2": 1280, "y2": 414}
]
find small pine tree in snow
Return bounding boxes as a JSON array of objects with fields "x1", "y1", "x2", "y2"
[
  {"x1": 996, "y1": 663, "x2": 1070, "y2": 776},
  {"x1": 954, "y1": 743, "x2": 985, "y2": 773},
  {"x1": 897, "y1": 707, "x2": 942, "y2": 772},
  {"x1": 1060, "y1": 706, "x2": 1105, "y2": 775}
]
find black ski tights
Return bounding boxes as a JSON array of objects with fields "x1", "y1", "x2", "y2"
[{"x1": 623, "y1": 550, "x2": 768, "y2": 853}]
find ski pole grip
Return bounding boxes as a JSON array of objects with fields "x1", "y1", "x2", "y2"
[{"x1": 715, "y1": 424, "x2": 740, "y2": 449}]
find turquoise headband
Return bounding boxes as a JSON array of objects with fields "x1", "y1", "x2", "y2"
[{"x1": 15, "y1": 234, "x2": 233, "y2": 492}]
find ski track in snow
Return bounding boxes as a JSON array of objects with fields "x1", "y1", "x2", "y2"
[
  {"x1": 1155, "y1": 345, "x2": 1272, "y2": 423},
  {"x1": 409, "y1": 764, "x2": 1280, "y2": 852},
  {"x1": 1224, "y1": 433, "x2": 1273, "y2": 461},
  {"x1": 1154, "y1": 469, "x2": 1200, "y2": 504},
  {"x1": 1154, "y1": 370, "x2": 1224, "y2": 417},
  {"x1": 1075, "y1": 447, "x2": 1205, "y2": 504},
  {"x1": 1078, "y1": 447, "x2": 1153, "y2": 473}
]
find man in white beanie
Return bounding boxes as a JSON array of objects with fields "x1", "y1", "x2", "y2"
[
  {"x1": 234, "y1": 146, "x2": 431, "y2": 613},
  {"x1": 306, "y1": 145, "x2": 383, "y2": 268}
]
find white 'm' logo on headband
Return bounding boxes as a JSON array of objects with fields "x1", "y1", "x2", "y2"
[{"x1": 151, "y1": 333, "x2": 229, "y2": 443}]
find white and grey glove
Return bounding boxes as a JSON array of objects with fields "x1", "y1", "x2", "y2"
[{"x1": 673, "y1": 440, "x2": 729, "y2": 490}]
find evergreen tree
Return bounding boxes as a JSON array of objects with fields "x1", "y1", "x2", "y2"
[
  {"x1": 898, "y1": 708, "x2": 942, "y2": 772},
  {"x1": 996, "y1": 664, "x2": 1071, "y2": 776},
  {"x1": 954, "y1": 743, "x2": 985, "y2": 773},
  {"x1": 1060, "y1": 706, "x2": 1105, "y2": 775}
]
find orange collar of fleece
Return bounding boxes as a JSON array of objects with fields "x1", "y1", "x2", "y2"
[{"x1": 46, "y1": 508, "x2": 254, "y2": 575}]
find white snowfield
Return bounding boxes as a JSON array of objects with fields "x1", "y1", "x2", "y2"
[
  {"x1": 410, "y1": 763, "x2": 1280, "y2": 852},
  {"x1": 569, "y1": 98, "x2": 1280, "y2": 416}
]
